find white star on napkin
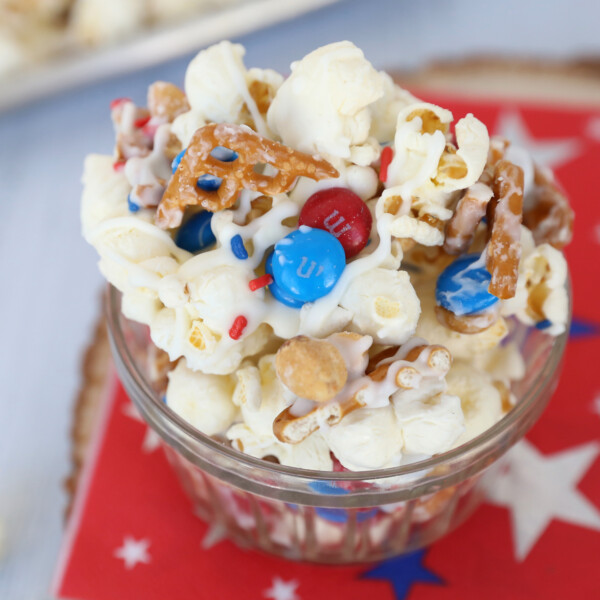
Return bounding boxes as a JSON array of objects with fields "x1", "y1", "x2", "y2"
[
  {"x1": 494, "y1": 110, "x2": 581, "y2": 169},
  {"x1": 264, "y1": 576, "x2": 300, "y2": 600},
  {"x1": 122, "y1": 402, "x2": 162, "y2": 453},
  {"x1": 114, "y1": 536, "x2": 151, "y2": 570},
  {"x1": 486, "y1": 439, "x2": 600, "y2": 561}
]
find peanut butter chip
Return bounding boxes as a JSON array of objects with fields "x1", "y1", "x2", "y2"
[{"x1": 275, "y1": 336, "x2": 348, "y2": 402}]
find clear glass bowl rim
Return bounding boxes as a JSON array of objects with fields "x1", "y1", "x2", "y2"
[{"x1": 105, "y1": 280, "x2": 570, "y2": 503}]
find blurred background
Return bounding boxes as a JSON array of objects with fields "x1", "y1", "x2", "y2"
[{"x1": 1, "y1": 0, "x2": 599, "y2": 597}]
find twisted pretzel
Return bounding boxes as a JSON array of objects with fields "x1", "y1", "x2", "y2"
[
  {"x1": 147, "y1": 82, "x2": 190, "y2": 122},
  {"x1": 156, "y1": 123, "x2": 338, "y2": 228},
  {"x1": 486, "y1": 160, "x2": 524, "y2": 299},
  {"x1": 523, "y1": 165, "x2": 574, "y2": 249},
  {"x1": 273, "y1": 344, "x2": 451, "y2": 444},
  {"x1": 443, "y1": 182, "x2": 493, "y2": 255}
]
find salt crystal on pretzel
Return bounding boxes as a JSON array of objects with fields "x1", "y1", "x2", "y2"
[
  {"x1": 523, "y1": 164, "x2": 574, "y2": 249},
  {"x1": 443, "y1": 182, "x2": 493, "y2": 255},
  {"x1": 486, "y1": 159, "x2": 524, "y2": 299},
  {"x1": 147, "y1": 82, "x2": 190, "y2": 122},
  {"x1": 156, "y1": 123, "x2": 338, "y2": 228},
  {"x1": 273, "y1": 343, "x2": 451, "y2": 444}
]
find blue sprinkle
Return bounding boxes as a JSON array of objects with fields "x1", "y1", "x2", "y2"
[
  {"x1": 127, "y1": 194, "x2": 140, "y2": 212},
  {"x1": 230, "y1": 234, "x2": 248, "y2": 260},
  {"x1": 197, "y1": 174, "x2": 222, "y2": 191},
  {"x1": 171, "y1": 148, "x2": 186, "y2": 174},
  {"x1": 536, "y1": 319, "x2": 552, "y2": 330},
  {"x1": 366, "y1": 238, "x2": 372, "y2": 246},
  {"x1": 161, "y1": 395, "x2": 167, "y2": 404},
  {"x1": 210, "y1": 146, "x2": 238, "y2": 162}
]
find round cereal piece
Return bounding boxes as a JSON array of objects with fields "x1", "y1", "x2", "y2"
[{"x1": 275, "y1": 336, "x2": 348, "y2": 402}]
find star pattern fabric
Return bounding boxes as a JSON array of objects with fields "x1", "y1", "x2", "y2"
[
  {"x1": 363, "y1": 550, "x2": 443, "y2": 599},
  {"x1": 54, "y1": 97, "x2": 600, "y2": 600},
  {"x1": 122, "y1": 402, "x2": 162, "y2": 453},
  {"x1": 114, "y1": 536, "x2": 151, "y2": 570},
  {"x1": 569, "y1": 318, "x2": 600, "y2": 339},
  {"x1": 486, "y1": 440, "x2": 600, "y2": 560},
  {"x1": 494, "y1": 110, "x2": 581, "y2": 169},
  {"x1": 264, "y1": 577, "x2": 300, "y2": 600}
]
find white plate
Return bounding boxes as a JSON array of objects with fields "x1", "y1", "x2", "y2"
[{"x1": 0, "y1": 0, "x2": 342, "y2": 112}]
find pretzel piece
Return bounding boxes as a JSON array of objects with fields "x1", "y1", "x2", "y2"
[
  {"x1": 147, "y1": 82, "x2": 190, "y2": 122},
  {"x1": 156, "y1": 123, "x2": 338, "y2": 228},
  {"x1": 443, "y1": 182, "x2": 493, "y2": 255},
  {"x1": 523, "y1": 165, "x2": 574, "y2": 249},
  {"x1": 273, "y1": 344, "x2": 452, "y2": 444},
  {"x1": 273, "y1": 395, "x2": 364, "y2": 444},
  {"x1": 435, "y1": 304, "x2": 499, "y2": 334},
  {"x1": 368, "y1": 344, "x2": 452, "y2": 384},
  {"x1": 486, "y1": 159, "x2": 524, "y2": 299}
]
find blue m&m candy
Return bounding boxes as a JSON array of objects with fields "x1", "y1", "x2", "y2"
[
  {"x1": 436, "y1": 254, "x2": 499, "y2": 316},
  {"x1": 175, "y1": 211, "x2": 216, "y2": 253},
  {"x1": 266, "y1": 227, "x2": 345, "y2": 308}
]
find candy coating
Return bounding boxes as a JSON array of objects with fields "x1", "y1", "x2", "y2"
[
  {"x1": 299, "y1": 187, "x2": 372, "y2": 258},
  {"x1": 175, "y1": 211, "x2": 215, "y2": 253},
  {"x1": 436, "y1": 254, "x2": 499, "y2": 316}
]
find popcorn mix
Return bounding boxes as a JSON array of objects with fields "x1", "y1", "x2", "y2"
[{"x1": 82, "y1": 41, "x2": 573, "y2": 476}]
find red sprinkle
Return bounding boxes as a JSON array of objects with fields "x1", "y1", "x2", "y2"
[
  {"x1": 112, "y1": 159, "x2": 126, "y2": 172},
  {"x1": 110, "y1": 97, "x2": 132, "y2": 110},
  {"x1": 248, "y1": 274, "x2": 273, "y2": 291},
  {"x1": 379, "y1": 146, "x2": 394, "y2": 183},
  {"x1": 229, "y1": 315, "x2": 248, "y2": 340},
  {"x1": 134, "y1": 115, "x2": 151, "y2": 129}
]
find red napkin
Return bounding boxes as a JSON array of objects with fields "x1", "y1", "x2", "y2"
[{"x1": 53, "y1": 97, "x2": 600, "y2": 600}]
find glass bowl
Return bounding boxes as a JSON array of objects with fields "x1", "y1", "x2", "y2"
[{"x1": 105, "y1": 283, "x2": 570, "y2": 564}]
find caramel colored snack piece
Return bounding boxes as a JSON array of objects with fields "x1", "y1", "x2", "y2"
[
  {"x1": 486, "y1": 159, "x2": 524, "y2": 299},
  {"x1": 523, "y1": 165, "x2": 574, "y2": 249},
  {"x1": 147, "y1": 82, "x2": 190, "y2": 122},
  {"x1": 369, "y1": 344, "x2": 452, "y2": 384},
  {"x1": 273, "y1": 343, "x2": 453, "y2": 444},
  {"x1": 435, "y1": 304, "x2": 499, "y2": 335},
  {"x1": 443, "y1": 182, "x2": 493, "y2": 255},
  {"x1": 275, "y1": 336, "x2": 348, "y2": 403},
  {"x1": 273, "y1": 395, "x2": 364, "y2": 445},
  {"x1": 156, "y1": 123, "x2": 338, "y2": 228}
]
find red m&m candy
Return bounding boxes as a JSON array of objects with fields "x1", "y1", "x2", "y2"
[{"x1": 298, "y1": 187, "x2": 372, "y2": 258}]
